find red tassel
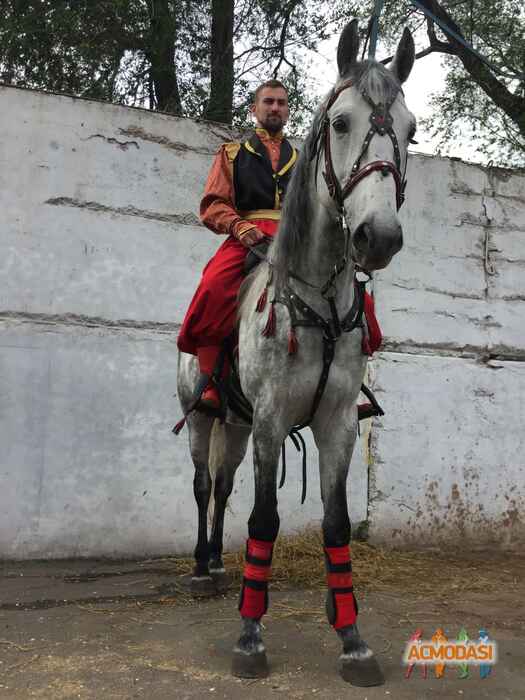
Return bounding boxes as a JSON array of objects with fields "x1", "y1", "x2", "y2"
[
  {"x1": 262, "y1": 303, "x2": 276, "y2": 337},
  {"x1": 287, "y1": 328, "x2": 298, "y2": 355},
  {"x1": 172, "y1": 417, "x2": 186, "y2": 435},
  {"x1": 256, "y1": 286, "x2": 268, "y2": 312},
  {"x1": 362, "y1": 333, "x2": 372, "y2": 356}
]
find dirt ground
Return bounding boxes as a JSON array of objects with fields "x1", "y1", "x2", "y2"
[{"x1": 0, "y1": 543, "x2": 524, "y2": 700}]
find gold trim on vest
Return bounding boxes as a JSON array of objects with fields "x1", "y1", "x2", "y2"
[
  {"x1": 272, "y1": 148, "x2": 297, "y2": 208},
  {"x1": 275, "y1": 147, "x2": 297, "y2": 177},
  {"x1": 243, "y1": 140, "x2": 259, "y2": 156},
  {"x1": 224, "y1": 142, "x2": 241, "y2": 161}
]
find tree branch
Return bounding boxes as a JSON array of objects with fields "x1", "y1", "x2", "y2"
[
  {"x1": 381, "y1": 44, "x2": 450, "y2": 65},
  {"x1": 414, "y1": 0, "x2": 525, "y2": 137},
  {"x1": 426, "y1": 15, "x2": 453, "y2": 53},
  {"x1": 272, "y1": 1, "x2": 299, "y2": 78}
]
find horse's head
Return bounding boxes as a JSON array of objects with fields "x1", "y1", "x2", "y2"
[{"x1": 318, "y1": 20, "x2": 416, "y2": 271}]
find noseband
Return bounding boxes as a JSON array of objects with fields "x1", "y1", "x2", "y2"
[{"x1": 314, "y1": 78, "x2": 407, "y2": 212}]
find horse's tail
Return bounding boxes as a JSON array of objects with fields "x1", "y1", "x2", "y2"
[
  {"x1": 207, "y1": 419, "x2": 226, "y2": 522},
  {"x1": 209, "y1": 418, "x2": 226, "y2": 476}
]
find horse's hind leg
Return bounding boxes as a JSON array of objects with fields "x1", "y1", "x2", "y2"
[
  {"x1": 231, "y1": 423, "x2": 283, "y2": 679},
  {"x1": 208, "y1": 421, "x2": 251, "y2": 590},
  {"x1": 313, "y1": 419, "x2": 384, "y2": 687},
  {"x1": 187, "y1": 411, "x2": 216, "y2": 596}
]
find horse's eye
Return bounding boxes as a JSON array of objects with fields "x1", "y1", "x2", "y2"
[{"x1": 332, "y1": 118, "x2": 348, "y2": 133}]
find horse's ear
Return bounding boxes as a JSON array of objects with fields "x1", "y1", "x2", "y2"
[
  {"x1": 337, "y1": 20, "x2": 359, "y2": 77},
  {"x1": 389, "y1": 27, "x2": 415, "y2": 84}
]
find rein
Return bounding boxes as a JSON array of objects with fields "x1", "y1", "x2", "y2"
[
  {"x1": 254, "y1": 76, "x2": 406, "y2": 494},
  {"x1": 277, "y1": 76, "x2": 407, "y2": 419}
]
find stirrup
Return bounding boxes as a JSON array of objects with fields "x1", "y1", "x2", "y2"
[{"x1": 358, "y1": 384, "x2": 384, "y2": 421}]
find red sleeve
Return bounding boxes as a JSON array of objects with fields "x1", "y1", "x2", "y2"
[{"x1": 199, "y1": 145, "x2": 257, "y2": 238}]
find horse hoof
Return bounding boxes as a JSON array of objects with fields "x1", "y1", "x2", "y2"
[
  {"x1": 231, "y1": 650, "x2": 269, "y2": 679},
  {"x1": 339, "y1": 654, "x2": 384, "y2": 687},
  {"x1": 190, "y1": 575, "x2": 217, "y2": 598},
  {"x1": 209, "y1": 568, "x2": 231, "y2": 592}
]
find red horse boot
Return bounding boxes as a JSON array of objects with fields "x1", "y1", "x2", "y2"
[
  {"x1": 325, "y1": 544, "x2": 384, "y2": 686},
  {"x1": 232, "y1": 538, "x2": 274, "y2": 678}
]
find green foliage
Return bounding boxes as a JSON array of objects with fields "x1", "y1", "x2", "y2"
[
  {"x1": 0, "y1": 1, "x2": 150, "y2": 102},
  {"x1": 424, "y1": 58, "x2": 525, "y2": 167}
]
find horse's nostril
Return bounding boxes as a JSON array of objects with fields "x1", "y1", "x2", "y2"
[
  {"x1": 381, "y1": 166, "x2": 390, "y2": 177},
  {"x1": 353, "y1": 223, "x2": 373, "y2": 252}
]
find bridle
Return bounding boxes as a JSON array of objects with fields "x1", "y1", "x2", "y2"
[
  {"x1": 316, "y1": 78, "x2": 408, "y2": 215},
  {"x1": 265, "y1": 77, "x2": 408, "y2": 445}
]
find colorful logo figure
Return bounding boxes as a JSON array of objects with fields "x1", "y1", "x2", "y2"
[
  {"x1": 403, "y1": 626, "x2": 496, "y2": 680},
  {"x1": 404, "y1": 628, "x2": 427, "y2": 679},
  {"x1": 432, "y1": 627, "x2": 448, "y2": 678},
  {"x1": 456, "y1": 627, "x2": 470, "y2": 679},
  {"x1": 479, "y1": 629, "x2": 492, "y2": 679}
]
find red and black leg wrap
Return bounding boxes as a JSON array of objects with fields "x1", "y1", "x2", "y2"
[
  {"x1": 238, "y1": 538, "x2": 274, "y2": 620},
  {"x1": 324, "y1": 545, "x2": 358, "y2": 629}
]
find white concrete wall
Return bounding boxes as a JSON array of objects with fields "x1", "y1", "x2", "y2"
[
  {"x1": 370, "y1": 156, "x2": 525, "y2": 550},
  {"x1": 1, "y1": 85, "x2": 524, "y2": 558}
]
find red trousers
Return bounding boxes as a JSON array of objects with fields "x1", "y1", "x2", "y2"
[{"x1": 177, "y1": 220, "x2": 278, "y2": 355}]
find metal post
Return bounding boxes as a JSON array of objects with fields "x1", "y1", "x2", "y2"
[{"x1": 368, "y1": 0, "x2": 385, "y2": 59}]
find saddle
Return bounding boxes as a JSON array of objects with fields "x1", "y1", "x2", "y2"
[
  {"x1": 173, "y1": 335, "x2": 383, "y2": 504},
  {"x1": 180, "y1": 334, "x2": 383, "y2": 426}
]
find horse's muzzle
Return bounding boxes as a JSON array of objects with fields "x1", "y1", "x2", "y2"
[{"x1": 352, "y1": 219, "x2": 403, "y2": 270}]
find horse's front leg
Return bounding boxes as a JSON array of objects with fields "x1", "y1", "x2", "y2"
[
  {"x1": 231, "y1": 420, "x2": 282, "y2": 679},
  {"x1": 313, "y1": 417, "x2": 385, "y2": 687}
]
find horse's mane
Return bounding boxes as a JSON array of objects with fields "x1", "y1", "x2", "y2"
[{"x1": 270, "y1": 60, "x2": 401, "y2": 288}]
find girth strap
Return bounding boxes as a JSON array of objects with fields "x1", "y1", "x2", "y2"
[{"x1": 273, "y1": 276, "x2": 368, "y2": 433}]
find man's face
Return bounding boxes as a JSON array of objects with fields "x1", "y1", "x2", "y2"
[{"x1": 251, "y1": 87, "x2": 289, "y2": 135}]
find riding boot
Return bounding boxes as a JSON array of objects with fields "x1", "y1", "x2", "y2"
[{"x1": 196, "y1": 345, "x2": 226, "y2": 412}]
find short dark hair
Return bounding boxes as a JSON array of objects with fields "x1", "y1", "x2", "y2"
[{"x1": 254, "y1": 79, "x2": 288, "y2": 102}]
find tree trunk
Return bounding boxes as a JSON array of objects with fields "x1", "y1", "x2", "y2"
[
  {"x1": 146, "y1": 0, "x2": 182, "y2": 115},
  {"x1": 205, "y1": 0, "x2": 234, "y2": 124}
]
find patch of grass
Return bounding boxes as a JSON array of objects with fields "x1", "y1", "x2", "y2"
[{"x1": 157, "y1": 528, "x2": 525, "y2": 601}]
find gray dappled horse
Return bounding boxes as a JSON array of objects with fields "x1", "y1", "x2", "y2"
[{"x1": 177, "y1": 20, "x2": 416, "y2": 687}]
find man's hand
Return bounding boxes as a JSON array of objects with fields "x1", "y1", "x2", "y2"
[{"x1": 238, "y1": 226, "x2": 266, "y2": 247}]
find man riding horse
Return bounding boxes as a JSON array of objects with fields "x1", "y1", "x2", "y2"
[{"x1": 177, "y1": 79, "x2": 381, "y2": 415}]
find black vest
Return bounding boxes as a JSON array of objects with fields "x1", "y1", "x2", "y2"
[{"x1": 233, "y1": 133, "x2": 297, "y2": 212}]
